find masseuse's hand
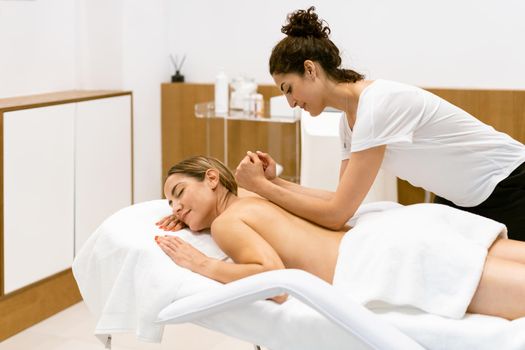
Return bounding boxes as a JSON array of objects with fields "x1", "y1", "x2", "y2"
[
  {"x1": 255, "y1": 151, "x2": 277, "y2": 181},
  {"x1": 156, "y1": 235, "x2": 208, "y2": 272},
  {"x1": 235, "y1": 151, "x2": 267, "y2": 192},
  {"x1": 156, "y1": 214, "x2": 186, "y2": 231}
]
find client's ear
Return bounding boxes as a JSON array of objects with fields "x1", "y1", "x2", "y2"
[{"x1": 205, "y1": 169, "x2": 220, "y2": 190}]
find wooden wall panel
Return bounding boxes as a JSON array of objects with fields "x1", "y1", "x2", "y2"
[
  {"x1": 161, "y1": 83, "x2": 214, "y2": 182},
  {"x1": 429, "y1": 89, "x2": 525, "y2": 143},
  {"x1": 161, "y1": 84, "x2": 300, "y2": 188}
]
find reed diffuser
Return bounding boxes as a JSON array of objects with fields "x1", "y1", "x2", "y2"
[{"x1": 170, "y1": 54, "x2": 186, "y2": 83}]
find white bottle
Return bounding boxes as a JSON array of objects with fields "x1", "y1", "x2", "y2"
[{"x1": 214, "y1": 69, "x2": 229, "y2": 116}]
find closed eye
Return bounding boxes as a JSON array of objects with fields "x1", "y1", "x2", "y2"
[{"x1": 170, "y1": 182, "x2": 185, "y2": 201}]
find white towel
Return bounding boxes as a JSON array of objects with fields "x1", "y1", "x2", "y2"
[
  {"x1": 333, "y1": 203, "x2": 507, "y2": 319},
  {"x1": 72, "y1": 200, "x2": 226, "y2": 343}
]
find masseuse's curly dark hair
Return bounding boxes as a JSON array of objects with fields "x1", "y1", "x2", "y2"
[{"x1": 269, "y1": 6, "x2": 364, "y2": 83}]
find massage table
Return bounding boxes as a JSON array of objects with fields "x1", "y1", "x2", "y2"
[{"x1": 72, "y1": 200, "x2": 525, "y2": 349}]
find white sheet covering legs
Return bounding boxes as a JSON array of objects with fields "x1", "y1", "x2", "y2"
[{"x1": 334, "y1": 203, "x2": 507, "y2": 319}]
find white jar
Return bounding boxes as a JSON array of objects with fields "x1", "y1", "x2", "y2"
[
  {"x1": 214, "y1": 69, "x2": 229, "y2": 116},
  {"x1": 243, "y1": 93, "x2": 264, "y2": 117}
]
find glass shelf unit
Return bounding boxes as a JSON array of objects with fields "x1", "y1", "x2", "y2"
[
  {"x1": 194, "y1": 101, "x2": 301, "y2": 123},
  {"x1": 194, "y1": 101, "x2": 300, "y2": 182}
]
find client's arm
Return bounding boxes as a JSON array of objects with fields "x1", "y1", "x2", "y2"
[
  {"x1": 157, "y1": 214, "x2": 287, "y2": 303},
  {"x1": 207, "y1": 215, "x2": 285, "y2": 283}
]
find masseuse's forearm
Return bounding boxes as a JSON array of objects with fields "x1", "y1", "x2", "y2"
[
  {"x1": 272, "y1": 177, "x2": 335, "y2": 200},
  {"x1": 198, "y1": 258, "x2": 280, "y2": 284},
  {"x1": 260, "y1": 180, "x2": 354, "y2": 230}
]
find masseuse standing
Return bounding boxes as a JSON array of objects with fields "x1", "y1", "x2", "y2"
[{"x1": 234, "y1": 7, "x2": 525, "y2": 241}]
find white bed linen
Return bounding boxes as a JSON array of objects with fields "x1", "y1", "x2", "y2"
[
  {"x1": 73, "y1": 199, "x2": 525, "y2": 349},
  {"x1": 72, "y1": 200, "x2": 226, "y2": 343}
]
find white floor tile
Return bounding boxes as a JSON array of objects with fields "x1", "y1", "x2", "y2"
[{"x1": 0, "y1": 302, "x2": 259, "y2": 350}]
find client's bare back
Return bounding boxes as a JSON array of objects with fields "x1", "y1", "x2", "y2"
[{"x1": 216, "y1": 197, "x2": 346, "y2": 283}]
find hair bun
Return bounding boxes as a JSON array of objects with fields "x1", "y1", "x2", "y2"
[{"x1": 282, "y1": 6, "x2": 330, "y2": 39}]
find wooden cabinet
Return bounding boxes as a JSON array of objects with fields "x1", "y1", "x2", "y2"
[{"x1": 0, "y1": 90, "x2": 133, "y2": 340}]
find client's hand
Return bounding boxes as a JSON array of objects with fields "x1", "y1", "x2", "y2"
[
  {"x1": 156, "y1": 235, "x2": 208, "y2": 273},
  {"x1": 268, "y1": 293, "x2": 288, "y2": 304},
  {"x1": 235, "y1": 151, "x2": 267, "y2": 192},
  {"x1": 156, "y1": 214, "x2": 186, "y2": 231}
]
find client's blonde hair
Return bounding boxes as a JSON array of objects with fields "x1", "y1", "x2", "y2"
[{"x1": 166, "y1": 156, "x2": 238, "y2": 195}]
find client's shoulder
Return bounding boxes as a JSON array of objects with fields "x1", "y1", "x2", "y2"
[
  {"x1": 211, "y1": 197, "x2": 277, "y2": 230},
  {"x1": 222, "y1": 197, "x2": 268, "y2": 219}
]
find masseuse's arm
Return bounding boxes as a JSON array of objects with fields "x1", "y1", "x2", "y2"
[
  {"x1": 339, "y1": 159, "x2": 349, "y2": 180},
  {"x1": 269, "y1": 158, "x2": 349, "y2": 200},
  {"x1": 236, "y1": 147, "x2": 385, "y2": 230},
  {"x1": 256, "y1": 151, "x2": 336, "y2": 200},
  {"x1": 271, "y1": 176, "x2": 335, "y2": 200}
]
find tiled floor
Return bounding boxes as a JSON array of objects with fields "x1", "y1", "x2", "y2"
[{"x1": 0, "y1": 302, "x2": 260, "y2": 350}]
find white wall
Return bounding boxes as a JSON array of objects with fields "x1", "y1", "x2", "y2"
[
  {"x1": 76, "y1": 0, "x2": 170, "y2": 202},
  {"x1": 120, "y1": 0, "x2": 170, "y2": 202},
  {"x1": 1, "y1": 0, "x2": 524, "y2": 207},
  {"x1": 1, "y1": 0, "x2": 169, "y2": 202},
  {"x1": 75, "y1": 0, "x2": 123, "y2": 90},
  {"x1": 0, "y1": 0, "x2": 77, "y2": 96},
  {"x1": 168, "y1": 0, "x2": 525, "y2": 89}
]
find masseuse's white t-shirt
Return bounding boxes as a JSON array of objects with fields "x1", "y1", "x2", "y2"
[{"x1": 339, "y1": 79, "x2": 525, "y2": 207}]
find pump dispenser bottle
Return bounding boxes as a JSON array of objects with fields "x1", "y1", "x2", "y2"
[{"x1": 214, "y1": 69, "x2": 229, "y2": 116}]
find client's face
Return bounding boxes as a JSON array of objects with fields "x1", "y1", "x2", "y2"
[{"x1": 164, "y1": 173, "x2": 217, "y2": 231}]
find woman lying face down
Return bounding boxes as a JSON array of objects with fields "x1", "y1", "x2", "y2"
[
  {"x1": 158, "y1": 156, "x2": 346, "y2": 289},
  {"x1": 157, "y1": 156, "x2": 525, "y2": 320}
]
